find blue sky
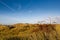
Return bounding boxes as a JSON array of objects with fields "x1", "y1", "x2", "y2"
[{"x1": 0, "y1": 0, "x2": 60, "y2": 24}]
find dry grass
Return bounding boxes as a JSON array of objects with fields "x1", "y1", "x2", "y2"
[{"x1": 0, "y1": 24, "x2": 60, "y2": 40}]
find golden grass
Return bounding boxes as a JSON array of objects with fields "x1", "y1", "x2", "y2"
[{"x1": 0, "y1": 24, "x2": 60, "y2": 40}]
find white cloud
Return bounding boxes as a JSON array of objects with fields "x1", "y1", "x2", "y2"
[{"x1": 55, "y1": 16, "x2": 60, "y2": 24}]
